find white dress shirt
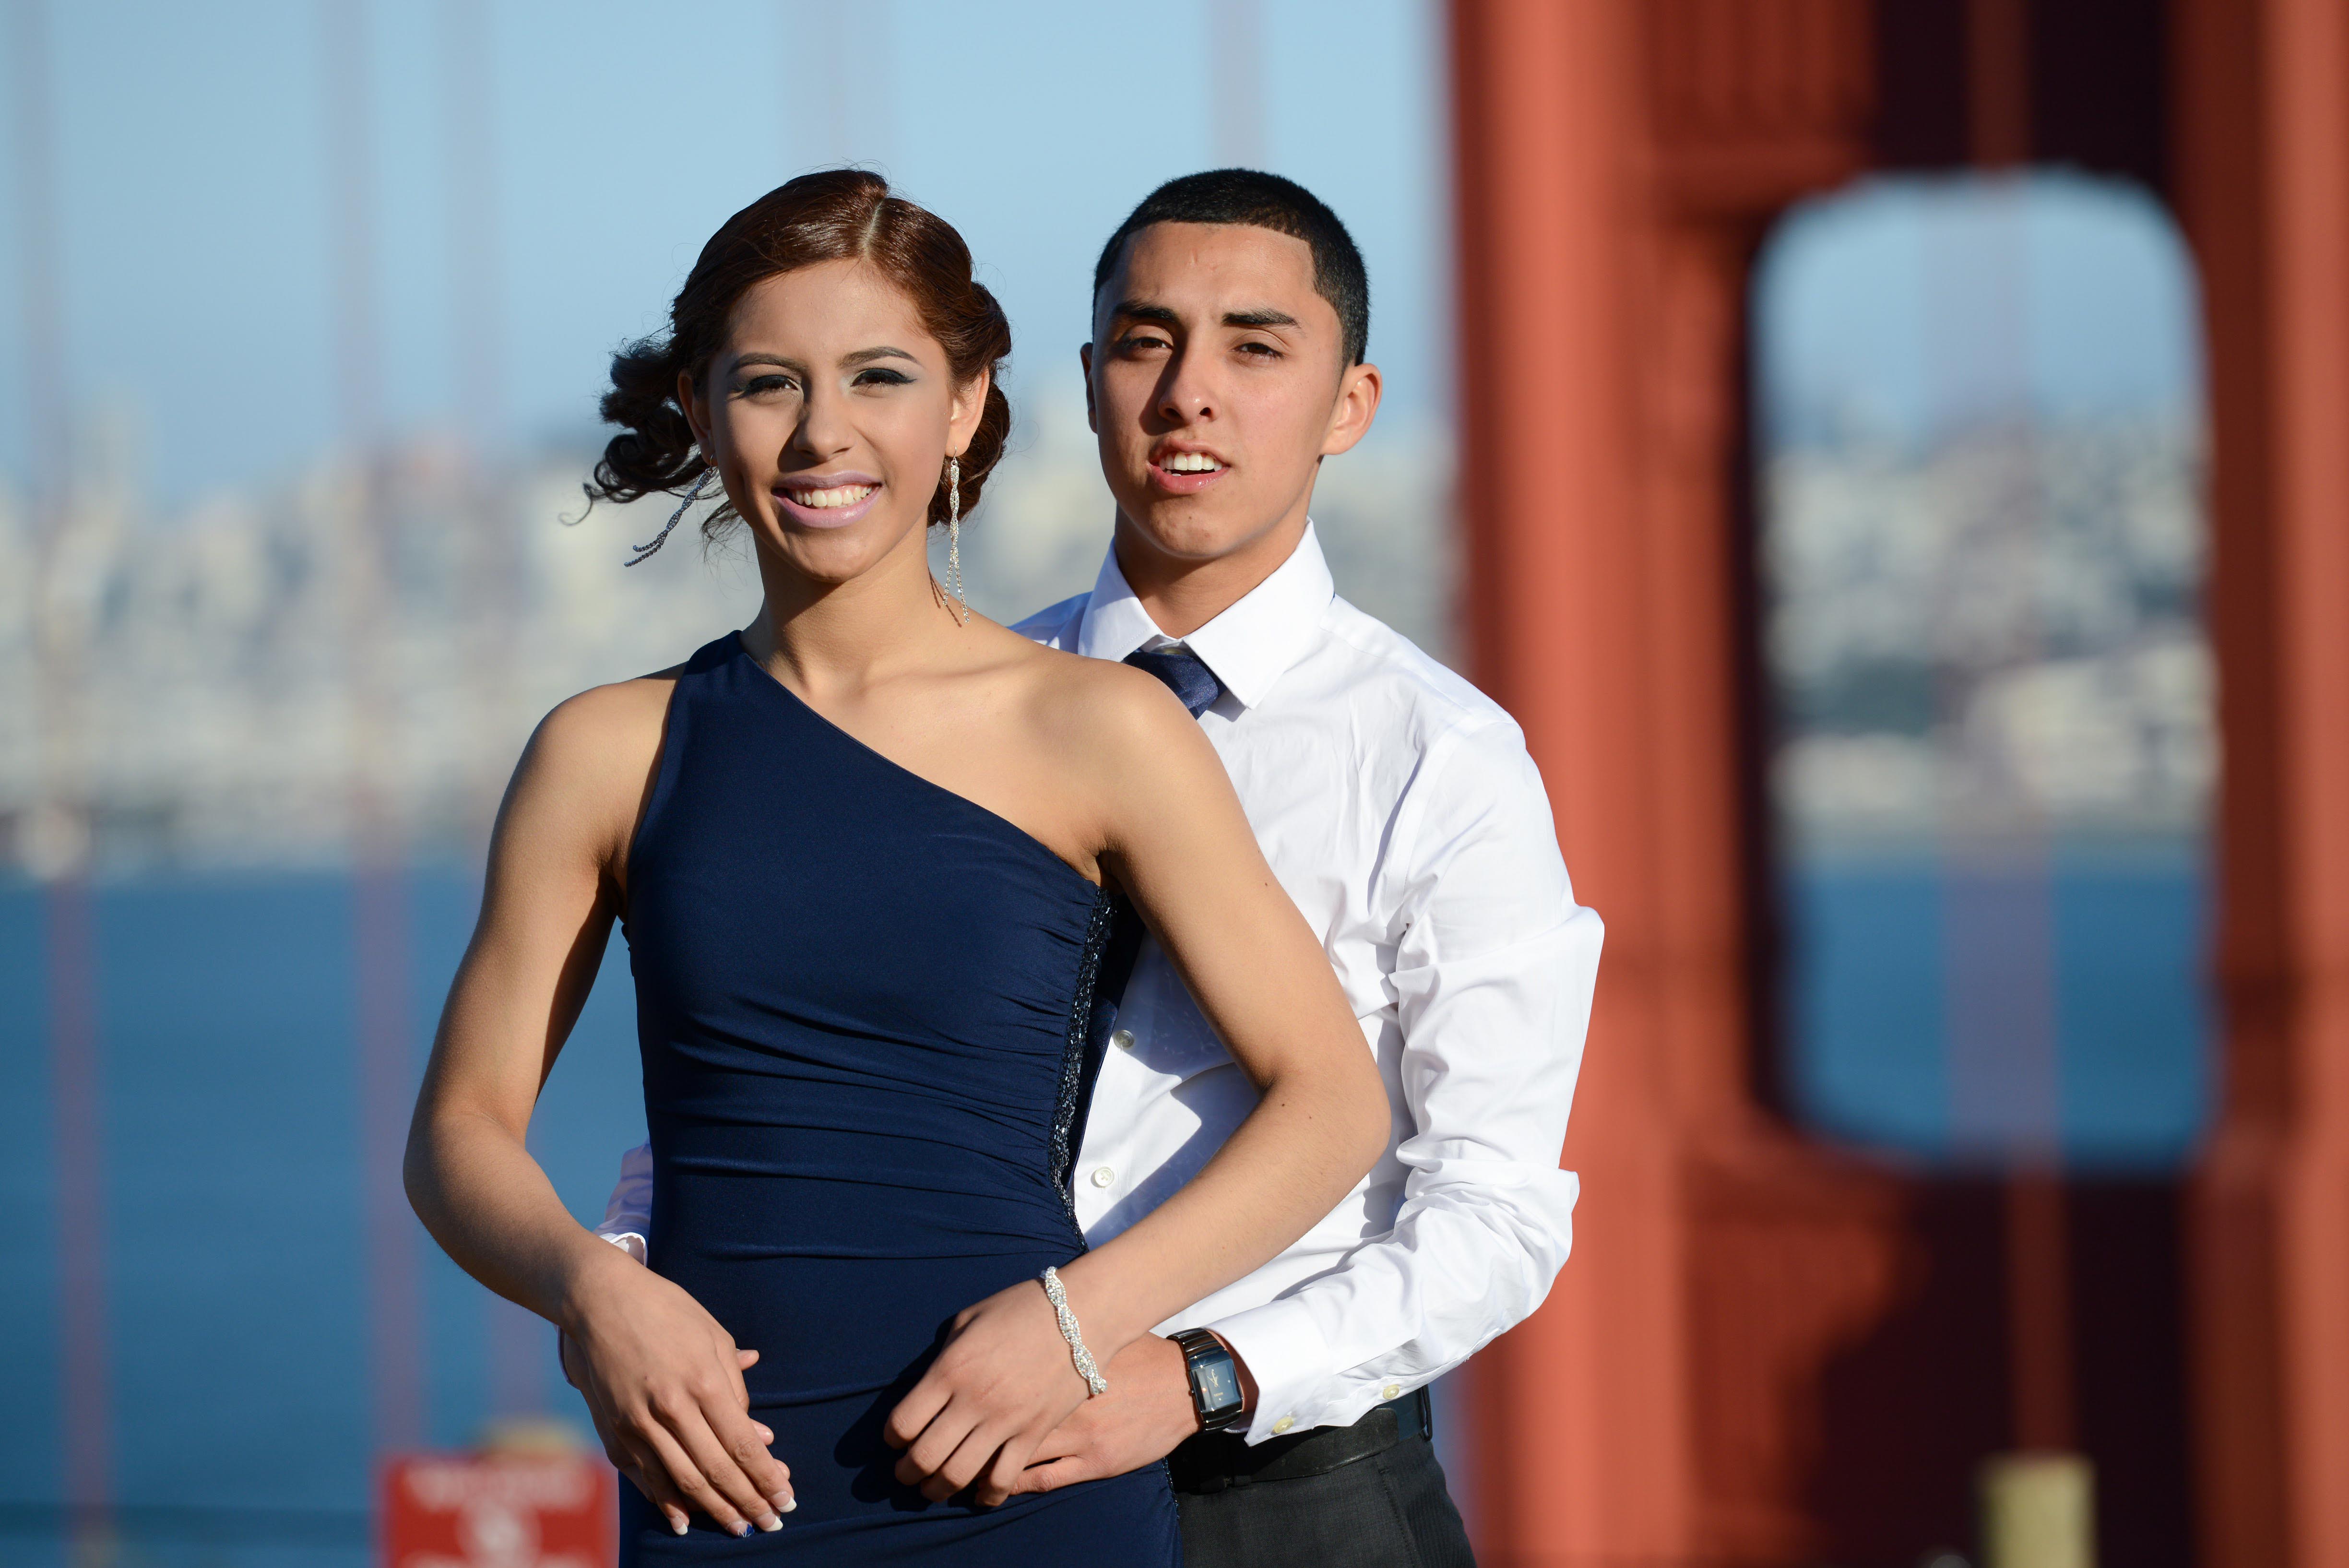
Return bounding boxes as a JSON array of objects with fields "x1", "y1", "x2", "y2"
[{"x1": 599, "y1": 523, "x2": 1602, "y2": 1443}]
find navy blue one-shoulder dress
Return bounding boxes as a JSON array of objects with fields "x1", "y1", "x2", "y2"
[{"x1": 616, "y1": 634, "x2": 1181, "y2": 1565}]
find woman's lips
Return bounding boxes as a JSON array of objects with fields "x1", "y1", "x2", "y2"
[
  {"x1": 1147, "y1": 459, "x2": 1229, "y2": 496},
  {"x1": 772, "y1": 479, "x2": 882, "y2": 529}
]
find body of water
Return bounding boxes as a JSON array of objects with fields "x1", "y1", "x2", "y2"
[
  {"x1": 1783, "y1": 848, "x2": 2212, "y2": 1168},
  {"x1": 0, "y1": 854, "x2": 2209, "y2": 1562}
]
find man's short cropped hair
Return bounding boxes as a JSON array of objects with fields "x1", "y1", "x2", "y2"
[{"x1": 1092, "y1": 169, "x2": 1371, "y2": 367}]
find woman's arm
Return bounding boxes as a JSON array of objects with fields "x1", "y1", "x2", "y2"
[
  {"x1": 403, "y1": 683, "x2": 794, "y2": 1539},
  {"x1": 885, "y1": 662, "x2": 1390, "y2": 1501}
]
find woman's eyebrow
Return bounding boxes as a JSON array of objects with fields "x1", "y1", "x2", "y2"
[
  {"x1": 730, "y1": 352, "x2": 803, "y2": 371},
  {"x1": 842, "y1": 345, "x2": 921, "y2": 367}
]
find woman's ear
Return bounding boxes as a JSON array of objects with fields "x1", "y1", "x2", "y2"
[
  {"x1": 949, "y1": 367, "x2": 992, "y2": 456},
  {"x1": 678, "y1": 368, "x2": 713, "y2": 454}
]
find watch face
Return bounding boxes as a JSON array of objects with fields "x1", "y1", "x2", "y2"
[{"x1": 1195, "y1": 1356, "x2": 1241, "y2": 1412}]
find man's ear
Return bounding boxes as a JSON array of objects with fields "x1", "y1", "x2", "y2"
[
  {"x1": 1320, "y1": 360, "x2": 1383, "y2": 458},
  {"x1": 1080, "y1": 343, "x2": 1098, "y2": 435}
]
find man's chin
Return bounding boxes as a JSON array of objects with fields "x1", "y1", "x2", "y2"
[{"x1": 1115, "y1": 497, "x2": 1291, "y2": 567}]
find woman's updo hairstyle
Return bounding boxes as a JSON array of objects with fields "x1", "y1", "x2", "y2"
[{"x1": 589, "y1": 169, "x2": 1013, "y2": 542}]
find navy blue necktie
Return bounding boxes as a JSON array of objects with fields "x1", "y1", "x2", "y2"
[
  {"x1": 1069, "y1": 644, "x2": 1224, "y2": 1181},
  {"x1": 1123, "y1": 643, "x2": 1225, "y2": 717}
]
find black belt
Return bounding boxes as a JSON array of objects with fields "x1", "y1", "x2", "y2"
[{"x1": 1165, "y1": 1389, "x2": 1433, "y2": 1495}]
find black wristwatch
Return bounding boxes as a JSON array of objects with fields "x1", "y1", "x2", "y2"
[{"x1": 1171, "y1": 1328, "x2": 1248, "y2": 1433}]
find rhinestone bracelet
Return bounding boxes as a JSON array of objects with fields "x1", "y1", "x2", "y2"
[{"x1": 1038, "y1": 1266, "x2": 1110, "y2": 1397}]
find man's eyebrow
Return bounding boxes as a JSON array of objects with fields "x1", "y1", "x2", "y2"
[
  {"x1": 1108, "y1": 300, "x2": 1181, "y2": 328},
  {"x1": 1106, "y1": 302, "x2": 1304, "y2": 333}
]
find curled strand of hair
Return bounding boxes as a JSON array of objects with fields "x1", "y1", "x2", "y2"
[{"x1": 590, "y1": 333, "x2": 703, "y2": 504}]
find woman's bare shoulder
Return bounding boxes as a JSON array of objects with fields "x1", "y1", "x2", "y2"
[
  {"x1": 513, "y1": 665, "x2": 684, "y2": 815},
  {"x1": 1012, "y1": 641, "x2": 1204, "y2": 768}
]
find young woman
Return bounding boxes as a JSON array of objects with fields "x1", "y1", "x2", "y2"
[{"x1": 403, "y1": 170, "x2": 1388, "y2": 1565}]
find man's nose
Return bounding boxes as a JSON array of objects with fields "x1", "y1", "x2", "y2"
[{"x1": 1157, "y1": 349, "x2": 1217, "y2": 425}]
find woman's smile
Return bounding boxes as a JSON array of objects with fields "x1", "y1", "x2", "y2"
[{"x1": 773, "y1": 471, "x2": 884, "y2": 529}]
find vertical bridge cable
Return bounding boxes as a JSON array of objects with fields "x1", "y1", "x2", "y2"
[
  {"x1": 1931, "y1": 25, "x2": 2080, "y2": 1450},
  {"x1": 1958, "y1": 0, "x2": 2079, "y2": 1461},
  {"x1": 1967, "y1": 0, "x2": 2031, "y2": 169},
  {"x1": 1210, "y1": 0, "x2": 1266, "y2": 169},
  {"x1": 436, "y1": 0, "x2": 544, "y2": 1428},
  {"x1": 321, "y1": 0, "x2": 426, "y2": 1459},
  {"x1": 12, "y1": 0, "x2": 116, "y2": 1556},
  {"x1": 786, "y1": 0, "x2": 890, "y2": 173},
  {"x1": 438, "y1": 0, "x2": 512, "y2": 845}
]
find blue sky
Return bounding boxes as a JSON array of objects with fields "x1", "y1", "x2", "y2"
[
  {"x1": 1757, "y1": 169, "x2": 2205, "y2": 449},
  {"x1": 0, "y1": 0, "x2": 1447, "y2": 508},
  {"x1": 1, "y1": 4, "x2": 2207, "y2": 510}
]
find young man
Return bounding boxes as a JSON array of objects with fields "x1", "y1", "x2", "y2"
[{"x1": 582, "y1": 170, "x2": 1601, "y2": 1567}]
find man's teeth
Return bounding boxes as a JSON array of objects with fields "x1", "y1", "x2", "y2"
[
  {"x1": 1162, "y1": 453, "x2": 1224, "y2": 473},
  {"x1": 791, "y1": 484, "x2": 877, "y2": 509}
]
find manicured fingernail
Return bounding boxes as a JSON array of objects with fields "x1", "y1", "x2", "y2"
[
  {"x1": 668, "y1": 1512, "x2": 688, "y2": 1536},
  {"x1": 730, "y1": 1519, "x2": 750, "y2": 1537},
  {"x1": 782, "y1": 1497, "x2": 797, "y2": 1513},
  {"x1": 769, "y1": 1491, "x2": 794, "y2": 1514},
  {"x1": 757, "y1": 1512, "x2": 782, "y2": 1532}
]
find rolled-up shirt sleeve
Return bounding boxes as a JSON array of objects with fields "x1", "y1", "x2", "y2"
[
  {"x1": 1203, "y1": 716, "x2": 1601, "y2": 1442},
  {"x1": 596, "y1": 1140, "x2": 654, "y2": 1263}
]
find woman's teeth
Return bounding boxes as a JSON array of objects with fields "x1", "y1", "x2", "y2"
[
  {"x1": 790, "y1": 484, "x2": 877, "y2": 509},
  {"x1": 1162, "y1": 454, "x2": 1223, "y2": 473}
]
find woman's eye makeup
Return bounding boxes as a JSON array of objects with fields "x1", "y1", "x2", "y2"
[
  {"x1": 852, "y1": 367, "x2": 913, "y2": 387},
  {"x1": 738, "y1": 373, "x2": 795, "y2": 396}
]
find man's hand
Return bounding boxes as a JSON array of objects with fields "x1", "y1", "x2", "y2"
[
  {"x1": 884, "y1": 1276, "x2": 1100, "y2": 1504},
  {"x1": 560, "y1": 1247, "x2": 794, "y2": 1537},
  {"x1": 997, "y1": 1334, "x2": 1203, "y2": 1505}
]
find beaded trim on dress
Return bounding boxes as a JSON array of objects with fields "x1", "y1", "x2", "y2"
[{"x1": 1049, "y1": 885, "x2": 1121, "y2": 1242}]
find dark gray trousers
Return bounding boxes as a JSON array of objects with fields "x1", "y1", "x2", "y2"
[{"x1": 1174, "y1": 1435, "x2": 1477, "y2": 1568}]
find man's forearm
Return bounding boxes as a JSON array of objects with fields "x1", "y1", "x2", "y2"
[{"x1": 1201, "y1": 1165, "x2": 1578, "y2": 1441}]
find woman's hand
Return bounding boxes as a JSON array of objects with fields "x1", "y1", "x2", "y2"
[
  {"x1": 562, "y1": 1247, "x2": 795, "y2": 1537},
  {"x1": 997, "y1": 1333, "x2": 1216, "y2": 1505},
  {"x1": 883, "y1": 1273, "x2": 1103, "y2": 1503}
]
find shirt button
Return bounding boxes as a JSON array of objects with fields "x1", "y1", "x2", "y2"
[
  {"x1": 1383, "y1": 1384, "x2": 1402, "y2": 1401},
  {"x1": 1089, "y1": 1166, "x2": 1115, "y2": 1188},
  {"x1": 1111, "y1": 1029, "x2": 1136, "y2": 1050},
  {"x1": 1271, "y1": 1416, "x2": 1296, "y2": 1435}
]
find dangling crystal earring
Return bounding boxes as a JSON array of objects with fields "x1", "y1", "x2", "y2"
[
  {"x1": 944, "y1": 453, "x2": 969, "y2": 625},
  {"x1": 626, "y1": 457, "x2": 717, "y2": 567}
]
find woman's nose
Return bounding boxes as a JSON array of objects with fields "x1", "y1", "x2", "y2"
[{"x1": 793, "y1": 388, "x2": 854, "y2": 456}]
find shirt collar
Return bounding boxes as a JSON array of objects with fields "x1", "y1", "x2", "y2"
[{"x1": 1074, "y1": 522, "x2": 1336, "y2": 709}]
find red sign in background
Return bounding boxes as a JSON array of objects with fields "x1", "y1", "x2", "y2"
[{"x1": 381, "y1": 1454, "x2": 616, "y2": 1568}]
